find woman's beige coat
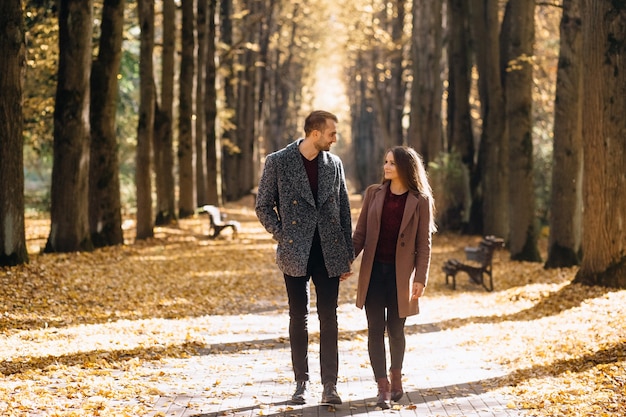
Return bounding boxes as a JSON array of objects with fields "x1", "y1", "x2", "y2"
[{"x1": 352, "y1": 182, "x2": 432, "y2": 318}]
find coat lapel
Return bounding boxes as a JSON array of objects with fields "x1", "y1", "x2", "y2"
[
  {"x1": 287, "y1": 140, "x2": 316, "y2": 207},
  {"x1": 400, "y1": 192, "x2": 419, "y2": 234},
  {"x1": 371, "y1": 183, "x2": 387, "y2": 229},
  {"x1": 317, "y1": 151, "x2": 335, "y2": 207}
]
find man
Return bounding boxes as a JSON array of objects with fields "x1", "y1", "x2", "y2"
[{"x1": 255, "y1": 110, "x2": 354, "y2": 405}]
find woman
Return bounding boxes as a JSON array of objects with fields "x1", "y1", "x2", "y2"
[{"x1": 352, "y1": 146, "x2": 436, "y2": 408}]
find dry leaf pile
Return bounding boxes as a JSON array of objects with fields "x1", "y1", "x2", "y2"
[{"x1": 1, "y1": 197, "x2": 625, "y2": 416}]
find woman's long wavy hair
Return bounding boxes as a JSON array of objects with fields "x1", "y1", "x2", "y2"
[{"x1": 381, "y1": 146, "x2": 437, "y2": 233}]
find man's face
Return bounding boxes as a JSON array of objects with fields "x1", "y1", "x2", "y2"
[{"x1": 313, "y1": 119, "x2": 337, "y2": 152}]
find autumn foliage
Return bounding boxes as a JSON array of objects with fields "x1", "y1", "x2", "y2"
[{"x1": 1, "y1": 197, "x2": 624, "y2": 416}]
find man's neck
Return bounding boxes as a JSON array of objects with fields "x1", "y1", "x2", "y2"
[{"x1": 298, "y1": 137, "x2": 319, "y2": 161}]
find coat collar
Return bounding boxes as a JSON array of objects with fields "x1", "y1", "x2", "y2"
[
  {"x1": 286, "y1": 139, "x2": 334, "y2": 207},
  {"x1": 372, "y1": 182, "x2": 420, "y2": 232}
]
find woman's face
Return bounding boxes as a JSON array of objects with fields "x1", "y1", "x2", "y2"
[{"x1": 383, "y1": 151, "x2": 400, "y2": 182}]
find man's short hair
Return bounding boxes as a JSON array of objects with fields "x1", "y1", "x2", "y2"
[{"x1": 304, "y1": 110, "x2": 338, "y2": 136}]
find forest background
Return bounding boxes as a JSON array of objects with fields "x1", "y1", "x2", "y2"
[
  {"x1": 0, "y1": 1, "x2": 626, "y2": 416},
  {"x1": 1, "y1": 3, "x2": 626, "y2": 292}
]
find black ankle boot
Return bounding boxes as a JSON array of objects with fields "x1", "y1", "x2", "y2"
[{"x1": 291, "y1": 381, "x2": 307, "y2": 404}]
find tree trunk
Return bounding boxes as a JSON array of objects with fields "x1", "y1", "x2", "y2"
[
  {"x1": 45, "y1": 0, "x2": 93, "y2": 253},
  {"x1": 235, "y1": 1, "x2": 260, "y2": 200},
  {"x1": 444, "y1": 0, "x2": 474, "y2": 231},
  {"x1": 574, "y1": 1, "x2": 626, "y2": 288},
  {"x1": 0, "y1": 0, "x2": 29, "y2": 266},
  {"x1": 89, "y1": 0, "x2": 125, "y2": 247},
  {"x1": 136, "y1": 0, "x2": 155, "y2": 240},
  {"x1": 504, "y1": 0, "x2": 541, "y2": 262},
  {"x1": 178, "y1": 0, "x2": 196, "y2": 217},
  {"x1": 352, "y1": 51, "x2": 383, "y2": 191},
  {"x1": 470, "y1": 0, "x2": 508, "y2": 239},
  {"x1": 446, "y1": 0, "x2": 474, "y2": 164},
  {"x1": 204, "y1": 0, "x2": 220, "y2": 205},
  {"x1": 408, "y1": 0, "x2": 443, "y2": 163},
  {"x1": 545, "y1": 0, "x2": 582, "y2": 268},
  {"x1": 196, "y1": 0, "x2": 208, "y2": 206},
  {"x1": 389, "y1": 0, "x2": 405, "y2": 148},
  {"x1": 220, "y1": 0, "x2": 236, "y2": 200},
  {"x1": 154, "y1": 0, "x2": 176, "y2": 226}
]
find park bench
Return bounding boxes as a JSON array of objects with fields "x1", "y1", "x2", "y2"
[
  {"x1": 198, "y1": 205, "x2": 240, "y2": 239},
  {"x1": 442, "y1": 235, "x2": 505, "y2": 292}
]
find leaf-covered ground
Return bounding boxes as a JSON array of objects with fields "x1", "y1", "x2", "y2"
[{"x1": 1, "y1": 195, "x2": 625, "y2": 416}]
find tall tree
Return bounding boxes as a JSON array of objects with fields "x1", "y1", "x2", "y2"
[
  {"x1": 178, "y1": 0, "x2": 196, "y2": 217},
  {"x1": 219, "y1": 0, "x2": 237, "y2": 201},
  {"x1": 442, "y1": 0, "x2": 473, "y2": 231},
  {"x1": 45, "y1": 0, "x2": 94, "y2": 253},
  {"x1": 446, "y1": 0, "x2": 473, "y2": 162},
  {"x1": 265, "y1": 1, "x2": 302, "y2": 154},
  {"x1": 196, "y1": 0, "x2": 209, "y2": 206},
  {"x1": 545, "y1": 0, "x2": 583, "y2": 268},
  {"x1": 0, "y1": 0, "x2": 29, "y2": 266},
  {"x1": 89, "y1": 0, "x2": 125, "y2": 248},
  {"x1": 154, "y1": 0, "x2": 177, "y2": 225},
  {"x1": 504, "y1": 0, "x2": 541, "y2": 261},
  {"x1": 470, "y1": 0, "x2": 508, "y2": 238},
  {"x1": 234, "y1": 0, "x2": 261, "y2": 200},
  {"x1": 136, "y1": 0, "x2": 155, "y2": 239},
  {"x1": 204, "y1": 0, "x2": 220, "y2": 205},
  {"x1": 408, "y1": 0, "x2": 443, "y2": 163},
  {"x1": 389, "y1": 0, "x2": 405, "y2": 149},
  {"x1": 574, "y1": 1, "x2": 626, "y2": 287}
]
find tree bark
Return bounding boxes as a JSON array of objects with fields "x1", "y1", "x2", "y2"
[
  {"x1": 89, "y1": 0, "x2": 125, "y2": 247},
  {"x1": 205, "y1": 0, "x2": 220, "y2": 205},
  {"x1": 0, "y1": 0, "x2": 29, "y2": 266},
  {"x1": 136, "y1": 0, "x2": 155, "y2": 240},
  {"x1": 442, "y1": 0, "x2": 474, "y2": 232},
  {"x1": 574, "y1": 1, "x2": 626, "y2": 288},
  {"x1": 235, "y1": 0, "x2": 260, "y2": 200},
  {"x1": 545, "y1": 0, "x2": 582, "y2": 268},
  {"x1": 45, "y1": 0, "x2": 93, "y2": 253},
  {"x1": 408, "y1": 0, "x2": 443, "y2": 163},
  {"x1": 470, "y1": 0, "x2": 508, "y2": 239},
  {"x1": 178, "y1": 0, "x2": 196, "y2": 217},
  {"x1": 504, "y1": 0, "x2": 541, "y2": 262},
  {"x1": 220, "y1": 0, "x2": 236, "y2": 200},
  {"x1": 389, "y1": 0, "x2": 405, "y2": 149},
  {"x1": 196, "y1": 0, "x2": 208, "y2": 206},
  {"x1": 154, "y1": 0, "x2": 177, "y2": 226},
  {"x1": 446, "y1": 0, "x2": 474, "y2": 164}
]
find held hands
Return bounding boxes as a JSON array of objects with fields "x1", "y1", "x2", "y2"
[
  {"x1": 340, "y1": 270, "x2": 353, "y2": 281},
  {"x1": 411, "y1": 282, "x2": 425, "y2": 300}
]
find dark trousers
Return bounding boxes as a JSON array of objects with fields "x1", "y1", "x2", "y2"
[
  {"x1": 284, "y1": 242, "x2": 339, "y2": 385},
  {"x1": 365, "y1": 261, "x2": 406, "y2": 380}
]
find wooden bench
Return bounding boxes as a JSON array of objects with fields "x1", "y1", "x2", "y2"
[
  {"x1": 198, "y1": 205, "x2": 240, "y2": 238},
  {"x1": 442, "y1": 235, "x2": 505, "y2": 292}
]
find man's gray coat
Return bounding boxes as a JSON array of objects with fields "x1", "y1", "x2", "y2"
[{"x1": 255, "y1": 139, "x2": 355, "y2": 277}]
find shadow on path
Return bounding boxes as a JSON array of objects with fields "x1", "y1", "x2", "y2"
[{"x1": 424, "y1": 283, "x2": 618, "y2": 332}]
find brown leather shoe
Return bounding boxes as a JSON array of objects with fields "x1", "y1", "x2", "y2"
[
  {"x1": 321, "y1": 382, "x2": 342, "y2": 404},
  {"x1": 376, "y1": 377, "x2": 391, "y2": 409},
  {"x1": 390, "y1": 368, "x2": 403, "y2": 402}
]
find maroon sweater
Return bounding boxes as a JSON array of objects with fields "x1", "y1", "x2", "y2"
[{"x1": 374, "y1": 187, "x2": 408, "y2": 264}]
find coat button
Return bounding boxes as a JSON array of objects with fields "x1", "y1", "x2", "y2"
[
  {"x1": 288, "y1": 239, "x2": 294, "y2": 244},
  {"x1": 400, "y1": 242, "x2": 405, "y2": 247},
  {"x1": 292, "y1": 220, "x2": 297, "y2": 225},
  {"x1": 293, "y1": 200, "x2": 298, "y2": 204}
]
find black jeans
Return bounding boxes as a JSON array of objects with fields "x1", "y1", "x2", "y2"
[
  {"x1": 365, "y1": 261, "x2": 406, "y2": 380},
  {"x1": 284, "y1": 242, "x2": 340, "y2": 385}
]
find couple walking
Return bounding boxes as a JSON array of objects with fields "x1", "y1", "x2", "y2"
[{"x1": 255, "y1": 110, "x2": 436, "y2": 408}]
